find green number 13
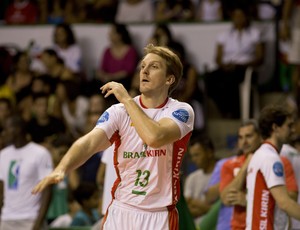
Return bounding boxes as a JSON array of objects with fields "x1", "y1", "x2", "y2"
[{"x1": 134, "y1": 169, "x2": 150, "y2": 187}]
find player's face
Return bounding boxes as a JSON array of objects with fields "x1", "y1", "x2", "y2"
[
  {"x1": 277, "y1": 116, "x2": 295, "y2": 145},
  {"x1": 139, "y1": 53, "x2": 173, "y2": 94},
  {"x1": 238, "y1": 124, "x2": 261, "y2": 154}
]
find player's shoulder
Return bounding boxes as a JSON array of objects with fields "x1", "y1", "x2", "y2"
[
  {"x1": 167, "y1": 98, "x2": 194, "y2": 111},
  {"x1": 0, "y1": 145, "x2": 14, "y2": 156}
]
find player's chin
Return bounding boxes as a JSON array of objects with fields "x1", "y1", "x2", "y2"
[{"x1": 139, "y1": 86, "x2": 149, "y2": 94}]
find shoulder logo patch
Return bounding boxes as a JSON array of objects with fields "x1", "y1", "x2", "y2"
[
  {"x1": 273, "y1": 161, "x2": 284, "y2": 177},
  {"x1": 172, "y1": 109, "x2": 189, "y2": 123},
  {"x1": 97, "y1": 111, "x2": 109, "y2": 124}
]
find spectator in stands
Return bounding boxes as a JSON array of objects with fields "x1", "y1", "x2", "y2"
[
  {"x1": 195, "y1": 0, "x2": 223, "y2": 22},
  {"x1": 67, "y1": 94, "x2": 105, "y2": 190},
  {"x1": 184, "y1": 132, "x2": 217, "y2": 226},
  {"x1": 5, "y1": 51, "x2": 34, "y2": 102},
  {"x1": 0, "y1": 46, "x2": 15, "y2": 86},
  {"x1": 39, "y1": 0, "x2": 67, "y2": 24},
  {"x1": 5, "y1": 51, "x2": 35, "y2": 121},
  {"x1": 205, "y1": 6, "x2": 264, "y2": 118},
  {"x1": 0, "y1": 97, "x2": 13, "y2": 131},
  {"x1": 64, "y1": 0, "x2": 89, "y2": 24},
  {"x1": 85, "y1": 94, "x2": 106, "y2": 133},
  {"x1": 155, "y1": 0, "x2": 195, "y2": 22},
  {"x1": 0, "y1": 115, "x2": 53, "y2": 230},
  {"x1": 31, "y1": 74, "x2": 53, "y2": 94},
  {"x1": 40, "y1": 48, "x2": 75, "y2": 82},
  {"x1": 27, "y1": 92, "x2": 66, "y2": 146},
  {"x1": 281, "y1": 0, "x2": 300, "y2": 116},
  {"x1": 220, "y1": 0, "x2": 256, "y2": 20},
  {"x1": 46, "y1": 133, "x2": 75, "y2": 225},
  {"x1": 49, "y1": 190, "x2": 81, "y2": 228},
  {"x1": 71, "y1": 182, "x2": 101, "y2": 227},
  {"x1": 88, "y1": 0, "x2": 118, "y2": 23},
  {"x1": 0, "y1": 98, "x2": 13, "y2": 149},
  {"x1": 96, "y1": 23, "x2": 138, "y2": 105},
  {"x1": 148, "y1": 23, "x2": 182, "y2": 54},
  {"x1": 52, "y1": 23, "x2": 82, "y2": 73},
  {"x1": 4, "y1": 0, "x2": 38, "y2": 25},
  {"x1": 199, "y1": 157, "x2": 234, "y2": 230},
  {"x1": 115, "y1": 0, "x2": 154, "y2": 23},
  {"x1": 52, "y1": 79, "x2": 89, "y2": 139}
]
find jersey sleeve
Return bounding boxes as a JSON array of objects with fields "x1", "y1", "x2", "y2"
[
  {"x1": 94, "y1": 105, "x2": 123, "y2": 140},
  {"x1": 101, "y1": 145, "x2": 114, "y2": 164},
  {"x1": 281, "y1": 156, "x2": 298, "y2": 192},
  {"x1": 219, "y1": 159, "x2": 234, "y2": 192},
  {"x1": 260, "y1": 154, "x2": 285, "y2": 189},
  {"x1": 164, "y1": 102, "x2": 194, "y2": 139}
]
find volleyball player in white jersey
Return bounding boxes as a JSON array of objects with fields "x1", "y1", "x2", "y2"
[
  {"x1": 246, "y1": 105, "x2": 300, "y2": 230},
  {"x1": 32, "y1": 44, "x2": 195, "y2": 230}
]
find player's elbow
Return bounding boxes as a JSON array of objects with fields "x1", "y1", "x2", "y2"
[
  {"x1": 145, "y1": 138, "x2": 164, "y2": 149},
  {"x1": 144, "y1": 133, "x2": 166, "y2": 148}
]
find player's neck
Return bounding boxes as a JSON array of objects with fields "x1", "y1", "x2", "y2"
[
  {"x1": 264, "y1": 138, "x2": 281, "y2": 153},
  {"x1": 140, "y1": 94, "x2": 168, "y2": 109}
]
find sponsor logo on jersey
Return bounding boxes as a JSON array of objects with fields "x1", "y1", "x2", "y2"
[
  {"x1": 123, "y1": 149, "x2": 166, "y2": 158},
  {"x1": 172, "y1": 109, "x2": 189, "y2": 123},
  {"x1": 97, "y1": 111, "x2": 109, "y2": 124},
  {"x1": 173, "y1": 147, "x2": 185, "y2": 201},
  {"x1": 259, "y1": 189, "x2": 270, "y2": 228},
  {"x1": 273, "y1": 161, "x2": 284, "y2": 177}
]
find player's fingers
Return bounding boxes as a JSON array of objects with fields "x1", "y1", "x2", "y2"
[{"x1": 31, "y1": 179, "x2": 50, "y2": 194}]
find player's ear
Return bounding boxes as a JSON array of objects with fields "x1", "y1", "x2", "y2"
[{"x1": 166, "y1": 75, "x2": 175, "y2": 86}]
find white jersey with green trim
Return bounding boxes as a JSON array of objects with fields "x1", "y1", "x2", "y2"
[{"x1": 95, "y1": 96, "x2": 194, "y2": 210}]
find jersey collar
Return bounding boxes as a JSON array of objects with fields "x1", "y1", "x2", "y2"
[{"x1": 139, "y1": 96, "x2": 169, "y2": 109}]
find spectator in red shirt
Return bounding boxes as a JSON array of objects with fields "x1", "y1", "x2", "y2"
[{"x1": 5, "y1": 0, "x2": 38, "y2": 25}]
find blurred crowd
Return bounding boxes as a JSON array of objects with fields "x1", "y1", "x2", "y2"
[
  {"x1": 0, "y1": 0, "x2": 277, "y2": 25},
  {"x1": 0, "y1": 0, "x2": 300, "y2": 229}
]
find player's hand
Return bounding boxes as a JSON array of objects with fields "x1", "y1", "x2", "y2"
[
  {"x1": 225, "y1": 189, "x2": 246, "y2": 206},
  {"x1": 100, "y1": 81, "x2": 131, "y2": 103},
  {"x1": 31, "y1": 170, "x2": 65, "y2": 194}
]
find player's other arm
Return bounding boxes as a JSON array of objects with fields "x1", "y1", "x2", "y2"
[
  {"x1": 54, "y1": 128, "x2": 110, "y2": 174},
  {"x1": 221, "y1": 155, "x2": 252, "y2": 206},
  {"x1": 32, "y1": 128, "x2": 111, "y2": 194},
  {"x1": 270, "y1": 185, "x2": 300, "y2": 220}
]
